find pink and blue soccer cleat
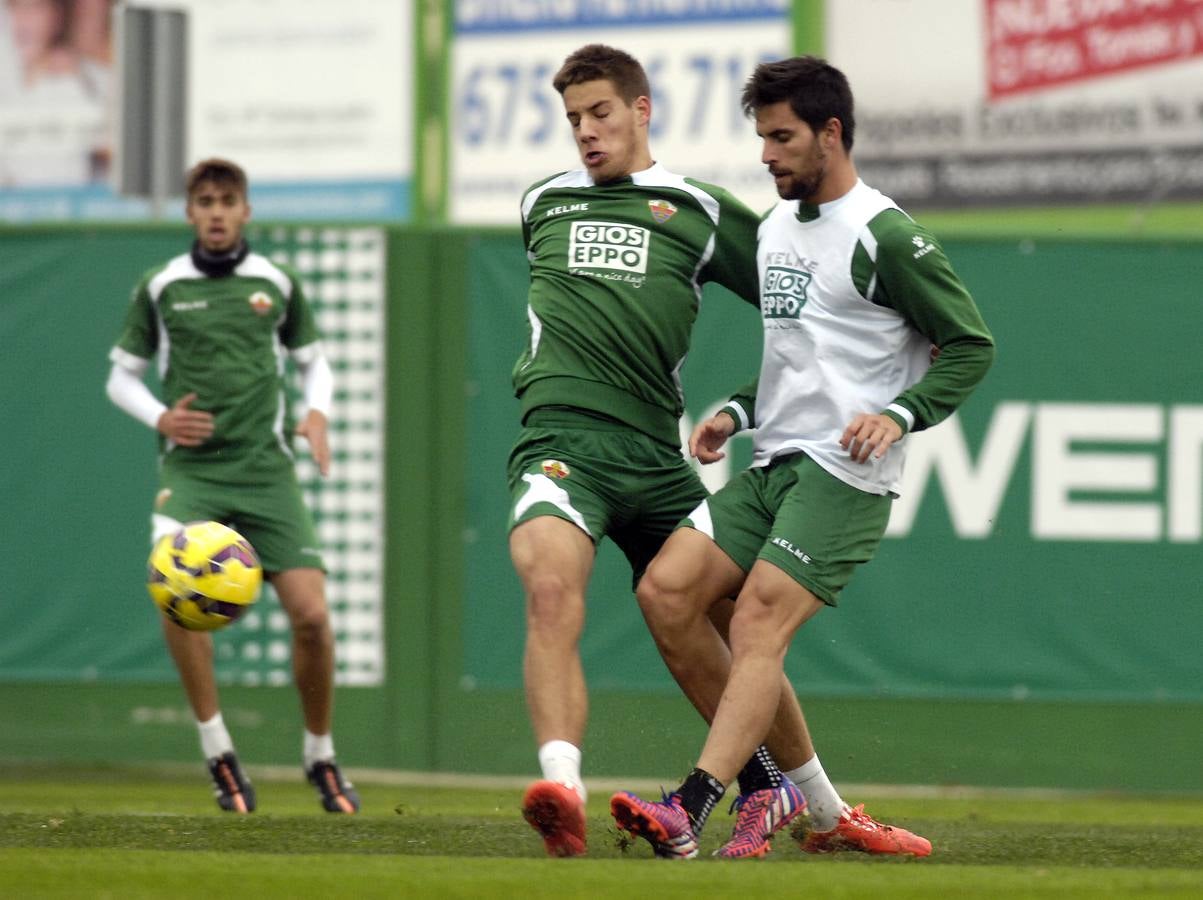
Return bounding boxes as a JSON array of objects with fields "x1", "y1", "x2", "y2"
[
  {"x1": 714, "y1": 782, "x2": 807, "y2": 859},
  {"x1": 610, "y1": 790, "x2": 699, "y2": 859}
]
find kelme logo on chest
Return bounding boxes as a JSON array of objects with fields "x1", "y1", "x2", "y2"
[
  {"x1": 762, "y1": 266, "x2": 811, "y2": 319},
  {"x1": 568, "y1": 221, "x2": 649, "y2": 274}
]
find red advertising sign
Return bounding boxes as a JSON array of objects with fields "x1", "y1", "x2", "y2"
[{"x1": 986, "y1": 0, "x2": 1203, "y2": 98}]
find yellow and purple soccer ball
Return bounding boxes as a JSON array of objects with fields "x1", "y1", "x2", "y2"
[{"x1": 147, "y1": 521, "x2": 263, "y2": 631}]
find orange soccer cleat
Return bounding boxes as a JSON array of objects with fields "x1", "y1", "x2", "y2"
[
  {"x1": 523, "y1": 780, "x2": 587, "y2": 857},
  {"x1": 798, "y1": 803, "x2": 932, "y2": 857}
]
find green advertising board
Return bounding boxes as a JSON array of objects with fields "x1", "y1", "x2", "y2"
[
  {"x1": 463, "y1": 233, "x2": 1203, "y2": 704},
  {"x1": 2, "y1": 225, "x2": 1200, "y2": 791}
]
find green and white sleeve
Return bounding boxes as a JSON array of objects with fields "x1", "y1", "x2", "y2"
[
  {"x1": 858, "y1": 211, "x2": 996, "y2": 433},
  {"x1": 720, "y1": 377, "x2": 760, "y2": 431}
]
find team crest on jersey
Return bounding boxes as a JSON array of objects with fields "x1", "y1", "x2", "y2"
[
  {"x1": 541, "y1": 459, "x2": 571, "y2": 479},
  {"x1": 248, "y1": 291, "x2": 274, "y2": 315},
  {"x1": 648, "y1": 199, "x2": 677, "y2": 223},
  {"x1": 762, "y1": 266, "x2": 811, "y2": 320}
]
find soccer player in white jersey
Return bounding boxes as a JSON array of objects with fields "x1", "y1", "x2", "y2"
[
  {"x1": 106, "y1": 159, "x2": 359, "y2": 815},
  {"x1": 611, "y1": 57, "x2": 995, "y2": 858}
]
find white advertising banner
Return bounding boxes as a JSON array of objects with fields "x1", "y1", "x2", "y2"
[
  {"x1": 0, "y1": 0, "x2": 412, "y2": 222},
  {"x1": 179, "y1": 0, "x2": 411, "y2": 219},
  {"x1": 0, "y1": 0, "x2": 118, "y2": 220},
  {"x1": 449, "y1": 1, "x2": 791, "y2": 224},
  {"x1": 829, "y1": 0, "x2": 1203, "y2": 206}
]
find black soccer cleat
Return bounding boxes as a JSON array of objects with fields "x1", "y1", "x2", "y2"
[
  {"x1": 208, "y1": 751, "x2": 256, "y2": 813},
  {"x1": 306, "y1": 759, "x2": 360, "y2": 813}
]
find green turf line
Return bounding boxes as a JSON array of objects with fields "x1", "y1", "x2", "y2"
[{"x1": 918, "y1": 202, "x2": 1203, "y2": 241}]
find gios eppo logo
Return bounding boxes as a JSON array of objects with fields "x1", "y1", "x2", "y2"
[
  {"x1": 762, "y1": 266, "x2": 811, "y2": 319},
  {"x1": 568, "y1": 221, "x2": 650, "y2": 274}
]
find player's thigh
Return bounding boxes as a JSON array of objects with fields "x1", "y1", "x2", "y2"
[
  {"x1": 737, "y1": 558, "x2": 828, "y2": 636},
  {"x1": 506, "y1": 426, "x2": 620, "y2": 545},
  {"x1": 682, "y1": 465, "x2": 778, "y2": 579},
  {"x1": 151, "y1": 468, "x2": 321, "y2": 574},
  {"x1": 509, "y1": 514, "x2": 596, "y2": 597},
  {"x1": 636, "y1": 525, "x2": 749, "y2": 637},
  {"x1": 227, "y1": 478, "x2": 325, "y2": 575},
  {"x1": 756, "y1": 454, "x2": 891, "y2": 607},
  {"x1": 269, "y1": 567, "x2": 328, "y2": 624},
  {"x1": 151, "y1": 470, "x2": 230, "y2": 543},
  {"x1": 610, "y1": 451, "x2": 710, "y2": 587}
]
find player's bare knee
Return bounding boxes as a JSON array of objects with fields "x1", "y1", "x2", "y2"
[
  {"x1": 635, "y1": 566, "x2": 696, "y2": 632},
  {"x1": 525, "y1": 574, "x2": 583, "y2": 635},
  {"x1": 728, "y1": 589, "x2": 793, "y2": 658},
  {"x1": 633, "y1": 568, "x2": 665, "y2": 616},
  {"x1": 288, "y1": 607, "x2": 332, "y2": 646}
]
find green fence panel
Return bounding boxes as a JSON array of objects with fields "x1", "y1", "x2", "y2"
[
  {"x1": 0, "y1": 226, "x2": 391, "y2": 688},
  {"x1": 3, "y1": 226, "x2": 1201, "y2": 791},
  {"x1": 0, "y1": 224, "x2": 396, "y2": 770},
  {"x1": 1, "y1": 228, "x2": 185, "y2": 680}
]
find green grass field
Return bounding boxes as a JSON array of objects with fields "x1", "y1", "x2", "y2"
[{"x1": 2, "y1": 764, "x2": 1201, "y2": 898}]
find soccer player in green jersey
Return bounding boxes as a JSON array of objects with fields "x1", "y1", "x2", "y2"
[
  {"x1": 611, "y1": 57, "x2": 995, "y2": 858},
  {"x1": 511, "y1": 44, "x2": 821, "y2": 858},
  {"x1": 106, "y1": 158, "x2": 359, "y2": 815}
]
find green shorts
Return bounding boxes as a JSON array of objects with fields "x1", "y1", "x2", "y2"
[
  {"x1": 151, "y1": 462, "x2": 324, "y2": 574},
  {"x1": 507, "y1": 408, "x2": 707, "y2": 586},
  {"x1": 682, "y1": 452, "x2": 891, "y2": 606}
]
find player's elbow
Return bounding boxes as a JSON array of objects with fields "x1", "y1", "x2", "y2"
[
  {"x1": 969, "y1": 336, "x2": 997, "y2": 384},
  {"x1": 104, "y1": 365, "x2": 124, "y2": 406}
]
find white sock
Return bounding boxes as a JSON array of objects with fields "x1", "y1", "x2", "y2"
[
  {"x1": 537, "y1": 740, "x2": 586, "y2": 802},
  {"x1": 197, "y1": 713, "x2": 234, "y2": 761},
  {"x1": 784, "y1": 754, "x2": 848, "y2": 831},
  {"x1": 304, "y1": 730, "x2": 336, "y2": 771}
]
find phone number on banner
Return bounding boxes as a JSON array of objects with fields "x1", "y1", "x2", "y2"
[{"x1": 454, "y1": 49, "x2": 786, "y2": 149}]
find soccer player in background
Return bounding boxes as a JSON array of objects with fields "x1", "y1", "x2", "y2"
[
  {"x1": 105, "y1": 158, "x2": 359, "y2": 815},
  {"x1": 510, "y1": 44, "x2": 817, "y2": 858},
  {"x1": 611, "y1": 56, "x2": 995, "y2": 858}
]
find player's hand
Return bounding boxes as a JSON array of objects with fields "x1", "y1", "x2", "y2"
[
  {"x1": 157, "y1": 392, "x2": 214, "y2": 446},
  {"x1": 296, "y1": 409, "x2": 331, "y2": 477},
  {"x1": 840, "y1": 413, "x2": 903, "y2": 463},
  {"x1": 689, "y1": 412, "x2": 737, "y2": 464}
]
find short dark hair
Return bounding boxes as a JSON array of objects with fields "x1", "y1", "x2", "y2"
[
  {"x1": 552, "y1": 44, "x2": 650, "y2": 104},
  {"x1": 185, "y1": 158, "x2": 248, "y2": 199},
  {"x1": 741, "y1": 56, "x2": 856, "y2": 152}
]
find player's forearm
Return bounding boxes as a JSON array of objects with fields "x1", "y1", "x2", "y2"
[{"x1": 891, "y1": 336, "x2": 996, "y2": 432}]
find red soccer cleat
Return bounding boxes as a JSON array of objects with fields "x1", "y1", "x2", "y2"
[
  {"x1": 523, "y1": 780, "x2": 587, "y2": 857},
  {"x1": 798, "y1": 803, "x2": 932, "y2": 857}
]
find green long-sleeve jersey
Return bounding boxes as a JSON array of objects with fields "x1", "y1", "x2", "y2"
[
  {"x1": 109, "y1": 249, "x2": 319, "y2": 481},
  {"x1": 514, "y1": 162, "x2": 760, "y2": 447}
]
